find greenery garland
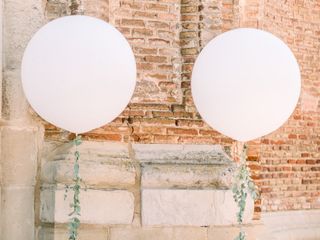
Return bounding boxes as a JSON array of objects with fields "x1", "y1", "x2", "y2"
[
  {"x1": 65, "y1": 135, "x2": 82, "y2": 240},
  {"x1": 232, "y1": 144, "x2": 259, "y2": 240}
]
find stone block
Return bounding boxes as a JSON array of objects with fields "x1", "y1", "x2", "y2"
[
  {"x1": 42, "y1": 160, "x2": 135, "y2": 187},
  {"x1": 1, "y1": 126, "x2": 40, "y2": 186},
  {"x1": 41, "y1": 189, "x2": 134, "y2": 224},
  {"x1": 142, "y1": 189, "x2": 254, "y2": 226},
  {"x1": 1, "y1": 187, "x2": 35, "y2": 240},
  {"x1": 41, "y1": 141, "x2": 135, "y2": 187},
  {"x1": 3, "y1": 0, "x2": 44, "y2": 69},
  {"x1": 110, "y1": 227, "x2": 207, "y2": 240}
]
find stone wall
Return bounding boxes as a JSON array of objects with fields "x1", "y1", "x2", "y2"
[
  {"x1": 1, "y1": 0, "x2": 319, "y2": 240},
  {"x1": 43, "y1": 0, "x2": 320, "y2": 216},
  {"x1": 38, "y1": 141, "x2": 257, "y2": 240}
]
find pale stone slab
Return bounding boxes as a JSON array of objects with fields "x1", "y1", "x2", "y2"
[
  {"x1": 38, "y1": 227, "x2": 107, "y2": 240},
  {"x1": 133, "y1": 144, "x2": 233, "y2": 165},
  {"x1": 42, "y1": 160, "x2": 135, "y2": 187},
  {"x1": 1, "y1": 187, "x2": 35, "y2": 240},
  {"x1": 110, "y1": 227, "x2": 207, "y2": 240},
  {"x1": 142, "y1": 164, "x2": 234, "y2": 189},
  {"x1": 41, "y1": 189, "x2": 134, "y2": 224},
  {"x1": 3, "y1": 0, "x2": 44, "y2": 69},
  {"x1": 142, "y1": 189, "x2": 254, "y2": 226},
  {"x1": 1, "y1": 126, "x2": 40, "y2": 186}
]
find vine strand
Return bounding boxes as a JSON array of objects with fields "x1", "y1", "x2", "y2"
[
  {"x1": 67, "y1": 135, "x2": 82, "y2": 240},
  {"x1": 232, "y1": 143, "x2": 259, "y2": 240}
]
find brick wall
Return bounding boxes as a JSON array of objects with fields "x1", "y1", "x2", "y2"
[
  {"x1": 43, "y1": 0, "x2": 320, "y2": 214},
  {"x1": 255, "y1": 0, "x2": 320, "y2": 212}
]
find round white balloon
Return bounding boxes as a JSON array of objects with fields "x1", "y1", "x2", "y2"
[
  {"x1": 21, "y1": 16, "x2": 136, "y2": 134},
  {"x1": 192, "y1": 28, "x2": 301, "y2": 142}
]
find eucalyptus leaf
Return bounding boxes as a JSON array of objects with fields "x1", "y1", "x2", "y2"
[
  {"x1": 232, "y1": 144, "x2": 259, "y2": 240},
  {"x1": 65, "y1": 135, "x2": 84, "y2": 240}
]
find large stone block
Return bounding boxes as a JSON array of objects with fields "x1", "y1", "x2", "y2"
[
  {"x1": 142, "y1": 189, "x2": 254, "y2": 226},
  {"x1": 1, "y1": 187, "x2": 35, "y2": 240},
  {"x1": 3, "y1": 0, "x2": 44, "y2": 69},
  {"x1": 41, "y1": 141, "x2": 135, "y2": 187},
  {"x1": 1, "y1": 126, "x2": 40, "y2": 186},
  {"x1": 110, "y1": 227, "x2": 207, "y2": 240},
  {"x1": 41, "y1": 189, "x2": 134, "y2": 224}
]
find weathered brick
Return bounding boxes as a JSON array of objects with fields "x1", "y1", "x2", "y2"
[
  {"x1": 132, "y1": 28, "x2": 154, "y2": 37},
  {"x1": 121, "y1": 19, "x2": 145, "y2": 27},
  {"x1": 167, "y1": 128, "x2": 198, "y2": 135},
  {"x1": 144, "y1": 56, "x2": 167, "y2": 63}
]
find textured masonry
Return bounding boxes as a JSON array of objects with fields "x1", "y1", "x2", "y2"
[
  {"x1": 41, "y1": 189, "x2": 135, "y2": 224},
  {"x1": 1, "y1": 0, "x2": 319, "y2": 239},
  {"x1": 142, "y1": 189, "x2": 254, "y2": 226},
  {"x1": 39, "y1": 142, "x2": 254, "y2": 234}
]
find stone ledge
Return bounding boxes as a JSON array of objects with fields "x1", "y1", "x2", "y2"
[
  {"x1": 142, "y1": 164, "x2": 234, "y2": 189},
  {"x1": 110, "y1": 227, "x2": 207, "y2": 240},
  {"x1": 142, "y1": 189, "x2": 254, "y2": 226},
  {"x1": 1, "y1": 126, "x2": 40, "y2": 186},
  {"x1": 40, "y1": 189, "x2": 134, "y2": 224},
  {"x1": 38, "y1": 227, "x2": 107, "y2": 240},
  {"x1": 133, "y1": 144, "x2": 233, "y2": 165},
  {"x1": 42, "y1": 160, "x2": 135, "y2": 187},
  {"x1": 208, "y1": 223, "x2": 266, "y2": 240},
  {"x1": 44, "y1": 141, "x2": 130, "y2": 162}
]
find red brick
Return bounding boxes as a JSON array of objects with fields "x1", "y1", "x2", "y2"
[
  {"x1": 167, "y1": 128, "x2": 198, "y2": 135},
  {"x1": 121, "y1": 19, "x2": 145, "y2": 27}
]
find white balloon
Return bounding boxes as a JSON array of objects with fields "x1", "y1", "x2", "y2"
[
  {"x1": 21, "y1": 16, "x2": 136, "y2": 134},
  {"x1": 192, "y1": 28, "x2": 301, "y2": 142}
]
